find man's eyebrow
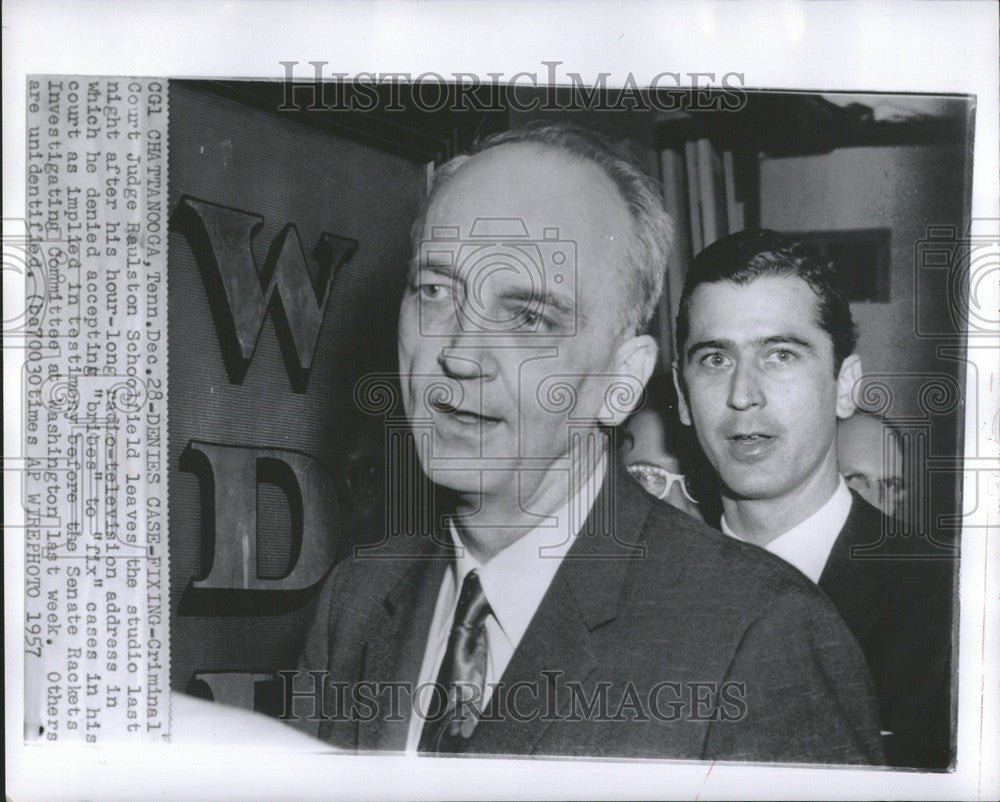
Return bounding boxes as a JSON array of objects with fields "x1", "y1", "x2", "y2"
[
  {"x1": 685, "y1": 338, "x2": 735, "y2": 362},
  {"x1": 685, "y1": 334, "x2": 814, "y2": 362},
  {"x1": 411, "y1": 258, "x2": 455, "y2": 278},
  {"x1": 499, "y1": 286, "x2": 576, "y2": 317},
  {"x1": 753, "y1": 334, "x2": 814, "y2": 350}
]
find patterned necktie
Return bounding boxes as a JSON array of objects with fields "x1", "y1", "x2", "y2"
[{"x1": 418, "y1": 569, "x2": 491, "y2": 754}]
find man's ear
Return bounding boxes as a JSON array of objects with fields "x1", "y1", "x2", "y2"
[
  {"x1": 603, "y1": 333, "x2": 658, "y2": 426},
  {"x1": 673, "y1": 362, "x2": 692, "y2": 427},
  {"x1": 835, "y1": 354, "x2": 862, "y2": 419}
]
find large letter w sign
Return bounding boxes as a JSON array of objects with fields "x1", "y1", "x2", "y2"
[{"x1": 174, "y1": 196, "x2": 358, "y2": 392}]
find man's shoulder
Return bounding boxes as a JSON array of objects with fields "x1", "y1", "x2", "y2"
[
  {"x1": 603, "y1": 494, "x2": 874, "y2": 703},
  {"x1": 330, "y1": 532, "x2": 444, "y2": 582},
  {"x1": 862, "y1": 493, "x2": 954, "y2": 548},
  {"x1": 829, "y1": 494, "x2": 957, "y2": 585},
  {"x1": 636, "y1": 496, "x2": 827, "y2": 605},
  {"x1": 308, "y1": 534, "x2": 445, "y2": 628},
  {"x1": 820, "y1": 495, "x2": 955, "y2": 641}
]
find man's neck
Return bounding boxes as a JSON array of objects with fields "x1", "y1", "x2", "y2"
[
  {"x1": 721, "y1": 454, "x2": 842, "y2": 547},
  {"x1": 450, "y1": 446, "x2": 608, "y2": 563}
]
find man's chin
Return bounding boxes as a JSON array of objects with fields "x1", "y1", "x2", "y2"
[
  {"x1": 423, "y1": 467, "x2": 487, "y2": 494},
  {"x1": 718, "y1": 471, "x2": 785, "y2": 502},
  {"x1": 416, "y1": 457, "x2": 505, "y2": 495}
]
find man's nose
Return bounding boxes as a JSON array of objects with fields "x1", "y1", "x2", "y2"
[
  {"x1": 726, "y1": 360, "x2": 765, "y2": 410},
  {"x1": 437, "y1": 334, "x2": 500, "y2": 381}
]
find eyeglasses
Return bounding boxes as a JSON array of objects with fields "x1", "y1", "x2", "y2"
[{"x1": 626, "y1": 462, "x2": 699, "y2": 504}]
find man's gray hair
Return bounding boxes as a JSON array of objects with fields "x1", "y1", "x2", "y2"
[{"x1": 409, "y1": 122, "x2": 675, "y2": 336}]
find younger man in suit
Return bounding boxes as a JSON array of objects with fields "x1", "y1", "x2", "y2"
[{"x1": 673, "y1": 229, "x2": 955, "y2": 768}]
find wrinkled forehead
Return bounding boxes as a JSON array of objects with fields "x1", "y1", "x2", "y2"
[{"x1": 418, "y1": 143, "x2": 631, "y2": 263}]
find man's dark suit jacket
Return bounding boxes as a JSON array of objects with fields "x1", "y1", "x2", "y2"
[
  {"x1": 292, "y1": 463, "x2": 884, "y2": 764},
  {"x1": 818, "y1": 494, "x2": 956, "y2": 769}
]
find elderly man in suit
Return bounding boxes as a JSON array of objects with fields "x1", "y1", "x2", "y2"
[
  {"x1": 289, "y1": 125, "x2": 883, "y2": 763},
  {"x1": 673, "y1": 229, "x2": 955, "y2": 769}
]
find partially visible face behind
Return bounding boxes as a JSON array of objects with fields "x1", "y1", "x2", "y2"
[
  {"x1": 838, "y1": 412, "x2": 905, "y2": 517},
  {"x1": 676, "y1": 275, "x2": 855, "y2": 506},
  {"x1": 397, "y1": 143, "x2": 643, "y2": 502},
  {"x1": 624, "y1": 409, "x2": 682, "y2": 474},
  {"x1": 624, "y1": 409, "x2": 703, "y2": 521}
]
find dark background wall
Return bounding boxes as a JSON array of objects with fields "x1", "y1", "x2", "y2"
[
  {"x1": 760, "y1": 142, "x2": 971, "y2": 534},
  {"x1": 167, "y1": 81, "x2": 424, "y2": 692},
  {"x1": 761, "y1": 144, "x2": 969, "y2": 393}
]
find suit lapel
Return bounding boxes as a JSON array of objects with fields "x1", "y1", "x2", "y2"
[
  {"x1": 466, "y1": 461, "x2": 652, "y2": 755},
  {"x1": 818, "y1": 494, "x2": 881, "y2": 640},
  {"x1": 355, "y1": 537, "x2": 452, "y2": 751}
]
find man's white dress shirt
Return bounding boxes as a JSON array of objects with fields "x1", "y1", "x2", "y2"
[
  {"x1": 721, "y1": 477, "x2": 853, "y2": 584},
  {"x1": 405, "y1": 460, "x2": 607, "y2": 752}
]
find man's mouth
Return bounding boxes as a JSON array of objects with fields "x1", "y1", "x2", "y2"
[
  {"x1": 725, "y1": 432, "x2": 777, "y2": 460},
  {"x1": 431, "y1": 399, "x2": 503, "y2": 426}
]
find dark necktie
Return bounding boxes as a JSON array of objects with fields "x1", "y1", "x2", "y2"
[{"x1": 418, "y1": 569, "x2": 491, "y2": 754}]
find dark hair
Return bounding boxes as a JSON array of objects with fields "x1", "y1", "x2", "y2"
[
  {"x1": 411, "y1": 122, "x2": 675, "y2": 335},
  {"x1": 675, "y1": 229, "x2": 858, "y2": 374}
]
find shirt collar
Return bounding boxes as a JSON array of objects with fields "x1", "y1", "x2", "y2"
[
  {"x1": 721, "y1": 477, "x2": 853, "y2": 583},
  {"x1": 447, "y1": 456, "x2": 608, "y2": 646}
]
